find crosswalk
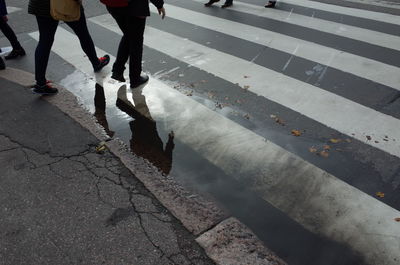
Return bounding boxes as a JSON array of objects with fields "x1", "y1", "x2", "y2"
[{"x1": 26, "y1": 0, "x2": 400, "y2": 264}]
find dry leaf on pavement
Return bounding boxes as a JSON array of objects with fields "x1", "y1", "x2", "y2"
[
  {"x1": 395, "y1": 218, "x2": 400, "y2": 222},
  {"x1": 330, "y1": 138, "x2": 341, "y2": 143},
  {"x1": 309, "y1": 147, "x2": 317, "y2": 153},
  {"x1": 291, "y1": 130, "x2": 301, "y2": 136},
  {"x1": 319, "y1": 150, "x2": 329, "y2": 158},
  {"x1": 376, "y1": 192, "x2": 385, "y2": 198}
]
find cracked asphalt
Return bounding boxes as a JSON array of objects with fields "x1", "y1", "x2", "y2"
[{"x1": 0, "y1": 78, "x2": 215, "y2": 265}]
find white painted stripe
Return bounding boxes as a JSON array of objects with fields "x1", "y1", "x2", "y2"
[
  {"x1": 28, "y1": 26, "x2": 400, "y2": 265},
  {"x1": 161, "y1": 4, "x2": 400, "y2": 91},
  {"x1": 224, "y1": 1, "x2": 400, "y2": 52},
  {"x1": 90, "y1": 14, "x2": 400, "y2": 158},
  {"x1": 281, "y1": 0, "x2": 400, "y2": 25},
  {"x1": 6, "y1": 6, "x2": 22, "y2": 14},
  {"x1": 344, "y1": 0, "x2": 400, "y2": 10}
]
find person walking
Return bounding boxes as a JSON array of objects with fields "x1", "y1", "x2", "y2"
[
  {"x1": 100, "y1": 0, "x2": 165, "y2": 88},
  {"x1": 204, "y1": 0, "x2": 233, "y2": 8},
  {"x1": 265, "y1": 0, "x2": 277, "y2": 8},
  {"x1": 0, "y1": 0, "x2": 25, "y2": 60},
  {"x1": 28, "y1": 0, "x2": 110, "y2": 95}
]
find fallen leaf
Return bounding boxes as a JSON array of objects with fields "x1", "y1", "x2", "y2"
[
  {"x1": 395, "y1": 218, "x2": 400, "y2": 222},
  {"x1": 275, "y1": 118, "x2": 285, "y2": 126},
  {"x1": 215, "y1": 103, "x2": 223, "y2": 109},
  {"x1": 323, "y1": 145, "x2": 330, "y2": 150},
  {"x1": 243, "y1": 114, "x2": 250, "y2": 120},
  {"x1": 309, "y1": 147, "x2": 317, "y2": 153},
  {"x1": 243, "y1": 85, "x2": 250, "y2": 90},
  {"x1": 96, "y1": 142, "x2": 107, "y2": 154},
  {"x1": 330, "y1": 138, "x2": 341, "y2": 143},
  {"x1": 366, "y1": 135, "x2": 372, "y2": 140},
  {"x1": 291, "y1": 130, "x2": 301, "y2": 137},
  {"x1": 376, "y1": 192, "x2": 385, "y2": 198},
  {"x1": 319, "y1": 150, "x2": 329, "y2": 158}
]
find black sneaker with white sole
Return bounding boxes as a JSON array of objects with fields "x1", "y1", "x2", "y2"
[
  {"x1": 130, "y1": 74, "x2": 149, "y2": 88},
  {"x1": 32, "y1": 83, "x2": 58, "y2": 95},
  {"x1": 111, "y1": 72, "x2": 126, "y2": 82}
]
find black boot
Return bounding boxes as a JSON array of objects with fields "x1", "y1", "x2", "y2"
[
  {"x1": 5, "y1": 47, "x2": 26, "y2": 60},
  {"x1": 204, "y1": 0, "x2": 220, "y2": 6},
  {"x1": 130, "y1": 74, "x2": 149, "y2": 88},
  {"x1": 265, "y1": 1, "x2": 276, "y2": 8},
  {"x1": 0, "y1": 57, "x2": 5, "y2": 70},
  {"x1": 221, "y1": 1, "x2": 233, "y2": 8},
  {"x1": 111, "y1": 72, "x2": 126, "y2": 82}
]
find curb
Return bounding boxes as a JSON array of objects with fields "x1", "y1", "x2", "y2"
[{"x1": 1, "y1": 68, "x2": 287, "y2": 265}]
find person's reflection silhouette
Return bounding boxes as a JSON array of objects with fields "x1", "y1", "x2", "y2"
[
  {"x1": 116, "y1": 84, "x2": 174, "y2": 175},
  {"x1": 94, "y1": 83, "x2": 115, "y2": 138}
]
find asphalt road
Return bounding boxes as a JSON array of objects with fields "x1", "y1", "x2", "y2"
[{"x1": 2, "y1": 1, "x2": 400, "y2": 265}]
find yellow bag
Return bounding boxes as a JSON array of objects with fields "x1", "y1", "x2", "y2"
[{"x1": 50, "y1": 0, "x2": 81, "y2": 22}]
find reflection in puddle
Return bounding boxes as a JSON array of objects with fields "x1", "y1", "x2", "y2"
[
  {"x1": 94, "y1": 84, "x2": 115, "y2": 138},
  {"x1": 60, "y1": 70, "x2": 369, "y2": 265},
  {"x1": 116, "y1": 85, "x2": 175, "y2": 175}
]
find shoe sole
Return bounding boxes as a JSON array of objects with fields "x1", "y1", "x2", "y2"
[
  {"x1": 31, "y1": 89, "x2": 58, "y2": 95},
  {"x1": 130, "y1": 79, "x2": 149, "y2": 89}
]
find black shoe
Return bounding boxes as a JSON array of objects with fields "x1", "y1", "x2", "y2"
[
  {"x1": 204, "y1": 0, "x2": 219, "y2": 6},
  {"x1": 5, "y1": 48, "x2": 26, "y2": 60},
  {"x1": 32, "y1": 83, "x2": 58, "y2": 95},
  {"x1": 221, "y1": 2, "x2": 232, "y2": 8},
  {"x1": 130, "y1": 74, "x2": 149, "y2": 88},
  {"x1": 111, "y1": 72, "x2": 126, "y2": 82},
  {"x1": 94, "y1": 55, "x2": 110, "y2": 72},
  {"x1": 0, "y1": 58, "x2": 5, "y2": 70},
  {"x1": 265, "y1": 1, "x2": 276, "y2": 8}
]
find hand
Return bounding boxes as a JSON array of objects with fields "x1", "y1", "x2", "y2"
[{"x1": 158, "y1": 7, "x2": 166, "y2": 19}]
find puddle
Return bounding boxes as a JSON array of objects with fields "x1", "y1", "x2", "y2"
[{"x1": 59, "y1": 70, "x2": 367, "y2": 265}]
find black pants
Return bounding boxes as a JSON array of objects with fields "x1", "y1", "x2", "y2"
[
  {"x1": 106, "y1": 6, "x2": 146, "y2": 81},
  {"x1": 34, "y1": 9, "x2": 98, "y2": 85},
  {"x1": 0, "y1": 17, "x2": 22, "y2": 50}
]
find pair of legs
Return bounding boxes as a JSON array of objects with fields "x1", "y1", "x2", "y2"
[
  {"x1": 106, "y1": 6, "x2": 147, "y2": 87},
  {"x1": 0, "y1": 15, "x2": 25, "y2": 59},
  {"x1": 204, "y1": 0, "x2": 276, "y2": 8},
  {"x1": 204, "y1": 0, "x2": 233, "y2": 8},
  {"x1": 34, "y1": 9, "x2": 109, "y2": 91}
]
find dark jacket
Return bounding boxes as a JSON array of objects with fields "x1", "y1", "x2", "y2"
[
  {"x1": 0, "y1": 0, "x2": 7, "y2": 16},
  {"x1": 130, "y1": 0, "x2": 163, "y2": 16},
  {"x1": 28, "y1": 0, "x2": 51, "y2": 17}
]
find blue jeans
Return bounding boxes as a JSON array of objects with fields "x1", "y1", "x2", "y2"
[{"x1": 34, "y1": 9, "x2": 98, "y2": 85}]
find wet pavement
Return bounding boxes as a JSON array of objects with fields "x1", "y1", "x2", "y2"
[
  {"x1": 2, "y1": 0, "x2": 400, "y2": 264},
  {"x1": 0, "y1": 78, "x2": 215, "y2": 265}
]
